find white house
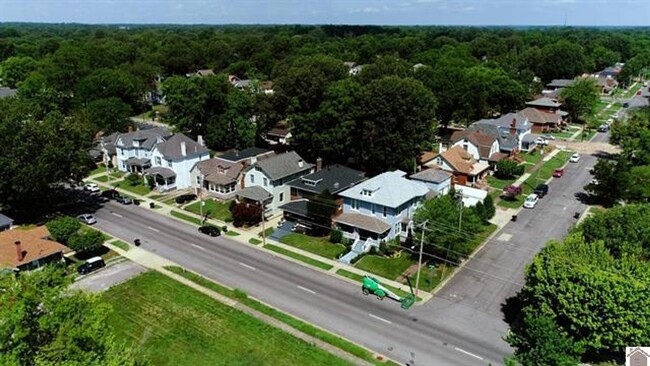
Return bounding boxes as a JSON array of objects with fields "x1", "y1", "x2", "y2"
[
  {"x1": 239, "y1": 151, "x2": 313, "y2": 217},
  {"x1": 473, "y1": 113, "x2": 534, "y2": 152},
  {"x1": 455, "y1": 185, "x2": 488, "y2": 207},
  {"x1": 144, "y1": 134, "x2": 209, "y2": 191},
  {"x1": 409, "y1": 168, "x2": 452, "y2": 196},
  {"x1": 114, "y1": 127, "x2": 172, "y2": 173},
  {"x1": 449, "y1": 129, "x2": 500, "y2": 163}
]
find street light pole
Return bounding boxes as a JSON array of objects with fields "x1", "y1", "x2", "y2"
[{"x1": 414, "y1": 220, "x2": 428, "y2": 297}]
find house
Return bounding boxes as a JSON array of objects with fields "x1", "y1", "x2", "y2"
[
  {"x1": 343, "y1": 62, "x2": 365, "y2": 76},
  {"x1": 334, "y1": 170, "x2": 429, "y2": 248},
  {"x1": 280, "y1": 162, "x2": 366, "y2": 230},
  {"x1": 546, "y1": 79, "x2": 575, "y2": 90},
  {"x1": 517, "y1": 107, "x2": 564, "y2": 133},
  {"x1": 467, "y1": 123, "x2": 518, "y2": 155},
  {"x1": 409, "y1": 168, "x2": 452, "y2": 196},
  {"x1": 0, "y1": 213, "x2": 13, "y2": 231},
  {"x1": 0, "y1": 226, "x2": 70, "y2": 272},
  {"x1": 218, "y1": 147, "x2": 274, "y2": 165},
  {"x1": 0, "y1": 87, "x2": 17, "y2": 99},
  {"x1": 449, "y1": 129, "x2": 500, "y2": 163},
  {"x1": 265, "y1": 125, "x2": 292, "y2": 146},
  {"x1": 455, "y1": 185, "x2": 488, "y2": 207},
  {"x1": 428, "y1": 145, "x2": 490, "y2": 186},
  {"x1": 196, "y1": 69, "x2": 215, "y2": 77},
  {"x1": 145, "y1": 133, "x2": 210, "y2": 191},
  {"x1": 594, "y1": 75, "x2": 619, "y2": 94},
  {"x1": 228, "y1": 75, "x2": 253, "y2": 89},
  {"x1": 525, "y1": 97, "x2": 562, "y2": 112},
  {"x1": 114, "y1": 127, "x2": 172, "y2": 173},
  {"x1": 473, "y1": 113, "x2": 535, "y2": 152},
  {"x1": 240, "y1": 151, "x2": 314, "y2": 217},
  {"x1": 99, "y1": 132, "x2": 120, "y2": 168},
  {"x1": 191, "y1": 159, "x2": 243, "y2": 200},
  {"x1": 262, "y1": 80, "x2": 274, "y2": 95}
]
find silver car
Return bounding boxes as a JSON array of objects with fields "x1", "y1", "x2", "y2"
[{"x1": 77, "y1": 214, "x2": 97, "y2": 225}]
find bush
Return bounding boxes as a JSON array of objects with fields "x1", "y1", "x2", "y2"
[
  {"x1": 68, "y1": 230, "x2": 105, "y2": 253},
  {"x1": 231, "y1": 202, "x2": 262, "y2": 227},
  {"x1": 503, "y1": 185, "x2": 522, "y2": 200},
  {"x1": 483, "y1": 194, "x2": 496, "y2": 220},
  {"x1": 495, "y1": 159, "x2": 525, "y2": 179},
  {"x1": 329, "y1": 229, "x2": 343, "y2": 243},
  {"x1": 146, "y1": 175, "x2": 155, "y2": 189},
  {"x1": 126, "y1": 173, "x2": 141, "y2": 186},
  {"x1": 221, "y1": 225, "x2": 228, "y2": 233},
  {"x1": 46, "y1": 216, "x2": 81, "y2": 244}
]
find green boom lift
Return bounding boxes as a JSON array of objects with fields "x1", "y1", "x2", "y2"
[{"x1": 361, "y1": 275, "x2": 416, "y2": 310}]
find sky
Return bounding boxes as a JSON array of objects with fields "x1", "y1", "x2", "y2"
[{"x1": 0, "y1": 0, "x2": 649, "y2": 26}]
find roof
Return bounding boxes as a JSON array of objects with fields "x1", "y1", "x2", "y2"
[
  {"x1": 287, "y1": 165, "x2": 365, "y2": 195},
  {"x1": 155, "y1": 133, "x2": 209, "y2": 160},
  {"x1": 125, "y1": 157, "x2": 151, "y2": 166},
  {"x1": 437, "y1": 146, "x2": 477, "y2": 174},
  {"x1": 0, "y1": 87, "x2": 18, "y2": 99},
  {"x1": 279, "y1": 199, "x2": 311, "y2": 218},
  {"x1": 450, "y1": 130, "x2": 496, "y2": 159},
  {"x1": 144, "y1": 166, "x2": 176, "y2": 179},
  {"x1": 193, "y1": 158, "x2": 243, "y2": 185},
  {"x1": 101, "y1": 132, "x2": 120, "y2": 155},
  {"x1": 116, "y1": 127, "x2": 171, "y2": 150},
  {"x1": 489, "y1": 152, "x2": 508, "y2": 162},
  {"x1": 196, "y1": 69, "x2": 215, "y2": 77},
  {"x1": 219, "y1": 147, "x2": 272, "y2": 163},
  {"x1": 254, "y1": 151, "x2": 313, "y2": 181},
  {"x1": 417, "y1": 151, "x2": 438, "y2": 165},
  {"x1": 521, "y1": 134, "x2": 539, "y2": 143},
  {"x1": 410, "y1": 168, "x2": 452, "y2": 183},
  {"x1": 517, "y1": 107, "x2": 562, "y2": 125},
  {"x1": 267, "y1": 127, "x2": 291, "y2": 138},
  {"x1": 0, "y1": 226, "x2": 70, "y2": 269},
  {"x1": 547, "y1": 79, "x2": 574, "y2": 88},
  {"x1": 480, "y1": 112, "x2": 530, "y2": 130},
  {"x1": 525, "y1": 97, "x2": 561, "y2": 109},
  {"x1": 468, "y1": 123, "x2": 518, "y2": 151},
  {"x1": 334, "y1": 213, "x2": 391, "y2": 234},
  {"x1": 0, "y1": 213, "x2": 13, "y2": 228},
  {"x1": 338, "y1": 170, "x2": 429, "y2": 208},
  {"x1": 237, "y1": 186, "x2": 273, "y2": 202}
]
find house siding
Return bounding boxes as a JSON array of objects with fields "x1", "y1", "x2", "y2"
[
  {"x1": 243, "y1": 167, "x2": 312, "y2": 216},
  {"x1": 341, "y1": 196, "x2": 423, "y2": 241},
  {"x1": 150, "y1": 148, "x2": 209, "y2": 189}
]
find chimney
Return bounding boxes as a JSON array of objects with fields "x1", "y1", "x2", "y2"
[
  {"x1": 197, "y1": 135, "x2": 204, "y2": 146},
  {"x1": 128, "y1": 125, "x2": 133, "y2": 133},
  {"x1": 15, "y1": 241, "x2": 24, "y2": 262},
  {"x1": 298, "y1": 159, "x2": 304, "y2": 168},
  {"x1": 316, "y1": 157, "x2": 322, "y2": 172},
  {"x1": 510, "y1": 118, "x2": 517, "y2": 135},
  {"x1": 180, "y1": 141, "x2": 186, "y2": 156}
]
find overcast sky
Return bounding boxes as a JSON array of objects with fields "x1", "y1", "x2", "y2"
[{"x1": 0, "y1": 0, "x2": 648, "y2": 26}]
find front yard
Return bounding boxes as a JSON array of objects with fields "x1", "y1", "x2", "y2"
[
  {"x1": 185, "y1": 199, "x2": 233, "y2": 222},
  {"x1": 354, "y1": 251, "x2": 414, "y2": 281},
  {"x1": 113, "y1": 179, "x2": 152, "y2": 196},
  {"x1": 279, "y1": 233, "x2": 347, "y2": 260}
]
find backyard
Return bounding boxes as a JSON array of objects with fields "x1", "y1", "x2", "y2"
[
  {"x1": 185, "y1": 199, "x2": 233, "y2": 222},
  {"x1": 102, "y1": 272, "x2": 351, "y2": 366},
  {"x1": 279, "y1": 233, "x2": 347, "y2": 259}
]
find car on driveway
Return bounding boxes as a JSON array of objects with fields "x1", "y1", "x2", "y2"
[
  {"x1": 115, "y1": 196, "x2": 133, "y2": 205},
  {"x1": 569, "y1": 153, "x2": 580, "y2": 163},
  {"x1": 534, "y1": 137, "x2": 548, "y2": 145},
  {"x1": 198, "y1": 225, "x2": 221, "y2": 237},
  {"x1": 84, "y1": 183, "x2": 100, "y2": 193},
  {"x1": 77, "y1": 214, "x2": 97, "y2": 225},
  {"x1": 598, "y1": 124, "x2": 609, "y2": 132},
  {"x1": 175, "y1": 194, "x2": 197, "y2": 204},
  {"x1": 523, "y1": 193, "x2": 539, "y2": 209},
  {"x1": 77, "y1": 256, "x2": 105, "y2": 275},
  {"x1": 542, "y1": 134, "x2": 555, "y2": 140},
  {"x1": 553, "y1": 168, "x2": 565, "y2": 177}
]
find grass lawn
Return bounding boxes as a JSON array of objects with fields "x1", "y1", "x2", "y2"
[
  {"x1": 110, "y1": 240, "x2": 131, "y2": 251},
  {"x1": 548, "y1": 130, "x2": 576, "y2": 139},
  {"x1": 93, "y1": 175, "x2": 109, "y2": 182},
  {"x1": 265, "y1": 244, "x2": 333, "y2": 270},
  {"x1": 170, "y1": 210, "x2": 202, "y2": 226},
  {"x1": 248, "y1": 238, "x2": 262, "y2": 245},
  {"x1": 114, "y1": 180, "x2": 152, "y2": 196},
  {"x1": 258, "y1": 227, "x2": 275, "y2": 238},
  {"x1": 487, "y1": 175, "x2": 516, "y2": 190},
  {"x1": 521, "y1": 151, "x2": 543, "y2": 165},
  {"x1": 185, "y1": 199, "x2": 233, "y2": 222},
  {"x1": 406, "y1": 263, "x2": 450, "y2": 292},
  {"x1": 497, "y1": 195, "x2": 526, "y2": 209},
  {"x1": 89, "y1": 164, "x2": 106, "y2": 176},
  {"x1": 225, "y1": 230, "x2": 240, "y2": 237},
  {"x1": 149, "y1": 194, "x2": 167, "y2": 200},
  {"x1": 280, "y1": 233, "x2": 347, "y2": 260},
  {"x1": 163, "y1": 197, "x2": 178, "y2": 205},
  {"x1": 354, "y1": 252, "x2": 414, "y2": 281},
  {"x1": 102, "y1": 271, "x2": 352, "y2": 366}
]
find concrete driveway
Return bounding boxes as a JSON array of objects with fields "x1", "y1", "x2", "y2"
[{"x1": 71, "y1": 260, "x2": 147, "y2": 293}]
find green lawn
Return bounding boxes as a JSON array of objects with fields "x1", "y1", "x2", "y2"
[
  {"x1": 487, "y1": 175, "x2": 516, "y2": 190},
  {"x1": 89, "y1": 164, "x2": 106, "y2": 176},
  {"x1": 354, "y1": 252, "x2": 414, "y2": 281},
  {"x1": 110, "y1": 240, "x2": 131, "y2": 252},
  {"x1": 280, "y1": 233, "x2": 347, "y2": 260},
  {"x1": 225, "y1": 230, "x2": 240, "y2": 237},
  {"x1": 170, "y1": 210, "x2": 202, "y2": 226},
  {"x1": 248, "y1": 238, "x2": 262, "y2": 245},
  {"x1": 265, "y1": 244, "x2": 333, "y2": 270},
  {"x1": 522, "y1": 152, "x2": 543, "y2": 165},
  {"x1": 548, "y1": 130, "x2": 576, "y2": 139},
  {"x1": 114, "y1": 180, "x2": 152, "y2": 196},
  {"x1": 185, "y1": 199, "x2": 233, "y2": 222},
  {"x1": 258, "y1": 227, "x2": 275, "y2": 238},
  {"x1": 102, "y1": 271, "x2": 352, "y2": 366},
  {"x1": 163, "y1": 197, "x2": 178, "y2": 205},
  {"x1": 93, "y1": 175, "x2": 109, "y2": 182},
  {"x1": 407, "y1": 263, "x2": 450, "y2": 292}
]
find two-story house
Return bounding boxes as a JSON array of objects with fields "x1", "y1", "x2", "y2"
[
  {"x1": 279, "y1": 162, "x2": 365, "y2": 232},
  {"x1": 114, "y1": 127, "x2": 172, "y2": 173},
  {"x1": 144, "y1": 134, "x2": 209, "y2": 191},
  {"x1": 239, "y1": 151, "x2": 313, "y2": 217},
  {"x1": 334, "y1": 170, "x2": 429, "y2": 247},
  {"x1": 473, "y1": 113, "x2": 534, "y2": 152},
  {"x1": 428, "y1": 146, "x2": 490, "y2": 187},
  {"x1": 449, "y1": 129, "x2": 500, "y2": 163}
]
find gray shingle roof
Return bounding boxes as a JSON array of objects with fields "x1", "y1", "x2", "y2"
[
  {"x1": 287, "y1": 165, "x2": 365, "y2": 195},
  {"x1": 410, "y1": 168, "x2": 452, "y2": 183},
  {"x1": 547, "y1": 79, "x2": 574, "y2": 88},
  {"x1": 237, "y1": 186, "x2": 272, "y2": 202},
  {"x1": 117, "y1": 127, "x2": 171, "y2": 150},
  {"x1": 333, "y1": 213, "x2": 391, "y2": 234},
  {"x1": 469, "y1": 121, "x2": 518, "y2": 151},
  {"x1": 219, "y1": 147, "x2": 272, "y2": 163},
  {"x1": 194, "y1": 158, "x2": 243, "y2": 185},
  {"x1": 0, "y1": 87, "x2": 17, "y2": 99},
  {"x1": 526, "y1": 97, "x2": 561, "y2": 108},
  {"x1": 155, "y1": 133, "x2": 209, "y2": 160},
  {"x1": 144, "y1": 167, "x2": 176, "y2": 179},
  {"x1": 0, "y1": 213, "x2": 13, "y2": 228},
  {"x1": 338, "y1": 170, "x2": 428, "y2": 208},
  {"x1": 255, "y1": 151, "x2": 313, "y2": 181}
]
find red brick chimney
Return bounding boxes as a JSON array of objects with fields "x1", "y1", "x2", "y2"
[
  {"x1": 316, "y1": 157, "x2": 322, "y2": 172},
  {"x1": 510, "y1": 118, "x2": 517, "y2": 135},
  {"x1": 15, "y1": 241, "x2": 24, "y2": 262}
]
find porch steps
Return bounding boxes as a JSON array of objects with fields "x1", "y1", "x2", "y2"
[{"x1": 338, "y1": 238, "x2": 370, "y2": 265}]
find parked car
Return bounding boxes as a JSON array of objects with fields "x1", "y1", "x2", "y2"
[
  {"x1": 534, "y1": 137, "x2": 548, "y2": 145},
  {"x1": 84, "y1": 183, "x2": 100, "y2": 193},
  {"x1": 523, "y1": 193, "x2": 539, "y2": 209},
  {"x1": 198, "y1": 225, "x2": 221, "y2": 237},
  {"x1": 77, "y1": 256, "x2": 105, "y2": 275},
  {"x1": 115, "y1": 196, "x2": 133, "y2": 205},
  {"x1": 175, "y1": 194, "x2": 197, "y2": 204},
  {"x1": 598, "y1": 124, "x2": 609, "y2": 132},
  {"x1": 542, "y1": 134, "x2": 555, "y2": 140},
  {"x1": 77, "y1": 214, "x2": 97, "y2": 225},
  {"x1": 101, "y1": 189, "x2": 120, "y2": 199},
  {"x1": 569, "y1": 153, "x2": 580, "y2": 163},
  {"x1": 553, "y1": 168, "x2": 565, "y2": 177},
  {"x1": 534, "y1": 184, "x2": 549, "y2": 198},
  {"x1": 623, "y1": 102, "x2": 630, "y2": 108}
]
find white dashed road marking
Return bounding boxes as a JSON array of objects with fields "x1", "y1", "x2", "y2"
[
  {"x1": 454, "y1": 347, "x2": 484, "y2": 360},
  {"x1": 111, "y1": 212, "x2": 123, "y2": 218},
  {"x1": 239, "y1": 262, "x2": 256, "y2": 270},
  {"x1": 147, "y1": 226, "x2": 160, "y2": 232},
  {"x1": 368, "y1": 313, "x2": 392, "y2": 324},
  {"x1": 190, "y1": 243, "x2": 206, "y2": 251},
  {"x1": 297, "y1": 285, "x2": 316, "y2": 294}
]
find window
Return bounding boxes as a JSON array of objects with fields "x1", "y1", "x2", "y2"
[
  {"x1": 263, "y1": 177, "x2": 268, "y2": 186},
  {"x1": 155, "y1": 157, "x2": 161, "y2": 166},
  {"x1": 371, "y1": 204, "x2": 375, "y2": 215},
  {"x1": 279, "y1": 192, "x2": 284, "y2": 202},
  {"x1": 383, "y1": 206, "x2": 387, "y2": 217},
  {"x1": 250, "y1": 175, "x2": 255, "y2": 184},
  {"x1": 395, "y1": 223, "x2": 400, "y2": 233},
  {"x1": 196, "y1": 176, "x2": 201, "y2": 185},
  {"x1": 351, "y1": 199, "x2": 359, "y2": 211},
  {"x1": 166, "y1": 160, "x2": 172, "y2": 168}
]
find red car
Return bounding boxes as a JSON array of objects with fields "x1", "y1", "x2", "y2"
[{"x1": 553, "y1": 168, "x2": 565, "y2": 177}]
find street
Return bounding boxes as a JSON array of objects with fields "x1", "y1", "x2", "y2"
[{"x1": 90, "y1": 144, "x2": 601, "y2": 366}]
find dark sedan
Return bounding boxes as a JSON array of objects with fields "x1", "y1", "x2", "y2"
[
  {"x1": 175, "y1": 194, "x2": 197, "y2": 204},
  {"x1": 198, "y1": 225, "x2": 221, "y2": 237}
]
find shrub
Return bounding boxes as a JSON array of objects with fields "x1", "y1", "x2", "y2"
[
  {"x1": 329, "y1": 229, "x2": 343, "y2": 243},
  {"x1": 503, "y1": 185, "x2": 522, "y2": 200},
  {"x1": 231, "y1": 202, "x2": 262, "y2": 227},
  {"x1": 483, "y1": 194, "x2": 496, "y2": 221},
  {"x1": 125, "y1": 173, "x2": 141, "y2": 186},
  {"x1": 46, "y1": 216, "x2": 81, "y2": 244},
  {"x1": 495, "y1": 159, "x2": 525, "y2": 179},
  {"x1": 221, "y1": 225, "x2": 228, "y2": 232},
  {"x1": 68, "y1": 230, "x2": 105, "y2": 253},
  {"x1": 146, "y1": 175, "x2": 155, "y2": 189}
]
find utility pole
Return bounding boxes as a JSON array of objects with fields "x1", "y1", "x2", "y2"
[
  {"x1": 260, "y1": 199, "x2": 267, "y2": 247},
  {"x1": 414, "y1": 220, "x2": 428, "y2": 297}
]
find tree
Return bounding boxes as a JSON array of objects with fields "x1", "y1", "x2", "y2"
[
  {"x1": 75, "y1": 68, "x2": 141, "y2": 110},
  {"x1": 495, "y1": 159, "x2": 525, "y2": 179},
  {"x1": 585, "y1": 157, "x2": 630, "y2": 207},
  {"x1": 329, "y1": 229, "x2": 343, "y2": 244},
  {"x1": 68, "y1": 229, "x2": 105, "y2": 253},
  {"x1": 0, "y1": 56, "x2": 37, "y2": 88},
  {"x1": 359, "y1": 76, "x2": 437, "y2": 175},
  {"x1": 83, "y1": 97, "x2": 132, "y2": 133},
  {"x1": 559, "y1": 78, "x2": 600, "y2": 124},
  {"x1": 482, "y1": 194, "x2": 496, "y2": 221},
  {"x1": 46, "y1": 216, "x2": 82, "y2": 244},
  {"x1": 0, "y1": 266, "x2": 144, "y2": 366},
  {"x1": 356, "y1": 55, "x2": 412, "y2": 84},
  {"x1": 536, "y1": 40, "x2": 588, "y2": 83},
  {"x1": 231, "y1": 202, "x2": 262, "y2": 228},
  {"x1": 205, "y1": 88, "x2": 256, "y2": 151}
]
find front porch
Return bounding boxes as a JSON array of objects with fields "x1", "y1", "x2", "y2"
[
  {"x1": 144, "y1": 167, "x2": 176, "y2": 192},
  {"x1": 125, "y1": 157, "x2": 151, "y2": 173},
  {"x1": 333, "y1": 212, "x2": 391, "y2": 243},
  {"x1": 236, "y1": 186, "x2": 273, "y2": 219}
]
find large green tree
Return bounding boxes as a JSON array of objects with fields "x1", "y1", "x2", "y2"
[
  {"x1": 205, "y1": 88, "x2": 257, "y2": 151},
  {"x1": 559, "y1": 77, "x2": 600, "y2": 124},
  {"x1": 0, "y1": 56, "x2": 37, "y2": 88}
]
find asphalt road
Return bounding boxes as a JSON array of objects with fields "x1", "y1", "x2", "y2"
[
  {"x1": 90, "y1": 146, "x2": 601, "y2": 366},
  {"x1": 70, "y1": 260, "x2": 147, "y2": 293}
]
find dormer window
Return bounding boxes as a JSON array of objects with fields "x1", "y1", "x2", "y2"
[
  {"x1": 361, "y1": 189, "x2": 373, "y2": 197},
  {"x1": 302, "y1": 178, "x2": 322, "y2": 187}
]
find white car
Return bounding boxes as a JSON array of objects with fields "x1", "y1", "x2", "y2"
[
  {"x1": 84, "y1": 183, "x2": 100, "y2": 193},
  {"x1": 523, "y1": 194, "x2": 539, "y2": 209},
  {"x1": 569, "y1": 153, "x2": 580, "y2": 163},
  {"x1": 535, "y1": 137, "x2": 548, "y2": 145},
  {"x1": 77, "y1": 214, "x2": 97, "y2": 225},
  {"x1": 542, "y1": 134, "x2": 555, "y2": 140}
]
